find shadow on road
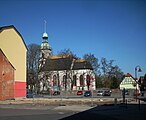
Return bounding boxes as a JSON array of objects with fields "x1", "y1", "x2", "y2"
[{"x1": 60, "y1": 103, "x2": 146, "y2": 120}]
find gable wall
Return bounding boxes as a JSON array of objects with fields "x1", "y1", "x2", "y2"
[
  {"x1": 120, "y1": 76, "x2": 137, "y2": 90},
  {"x1": 0, "y1": 27, "x2": 27, "y2": 98}
]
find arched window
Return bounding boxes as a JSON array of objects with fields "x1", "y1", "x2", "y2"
[
  {"x1": 80, "y1": 75, "x2": 84, "y2": 86},
  {"x1": 53, "y1": 75, "x2": 57, "y2": 86},
  {"x1": 62, "y1": 75, "x2": 67, "y2": 90},
  {"x1": 86, "y1": 75, "x2": 90, "y2": 85},
  {"x1": 63, "y1": 75, "x2": 66, "y2": 87},
  {"x1": 73, "y1": 75, "x2": 77, "y2": 86},
  {"x1": 86, "y1": 75, "x2": 90, "y2": 90}
]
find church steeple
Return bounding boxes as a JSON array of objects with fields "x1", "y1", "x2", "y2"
[
  {"x1": 42, "y1": 20, "x2": 48, "y2": 39},
  {"x1": 40, "y1": 20, "x2": 52, "y2": 57},
  {"x1": 39, "y1": 20, "x2": 52, "y2": 69}
]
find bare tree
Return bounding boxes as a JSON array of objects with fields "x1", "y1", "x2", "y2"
[
  {"x1": 27, "y1": 44, "x2": 40, "y2": 91},
  {"x1": 83, "y1": 53, "x2": 100, "y2": 74},
  {"x1": 101, "y1": 57, "x2": 109, "y2": 76},
  {"x1": 58, "y1": 48, "x2": 79, "y2": 59},
  {"x1": 100, "y1": 57, "x2": 123, "y2": 88}
]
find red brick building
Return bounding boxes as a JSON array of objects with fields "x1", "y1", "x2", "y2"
[{"x1": 0, "y1": 49, "x2": 15, "y2": 100}]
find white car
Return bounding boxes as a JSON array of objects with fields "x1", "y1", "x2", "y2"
[{"x1": 97, "y1": 90, "x2": 104, "y2": 96}]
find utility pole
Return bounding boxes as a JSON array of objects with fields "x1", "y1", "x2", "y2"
[{"x1": 135, "y1": 66, "x2": 142, "y2": 102}]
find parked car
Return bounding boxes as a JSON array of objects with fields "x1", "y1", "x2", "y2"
[
  {"x1": 97, "y1": 90, "x2": 111, "y2": 96},
  {"x1": 84, "y1": 91, "x2": 92, "y2": 97},
  {"x1": 97, "y1": 90, "x2": 104, "y2": 96},
  {"x1": 125, "y1": 89, "x2": 129, "y2": 95},
  {"x1": 26, "y1": 91, "x2": 33, "y2": 98},
  {"x1": 103, "y1": 90, "x2": 111, "y2": 96},
  {"x1": 41, "y1": 90, "x2": 49, "y2": 95},
  {"x1": 77, "y1": 91, "x2": 83, "y2": 95},
  {"x1": 53, "y1": 91, "x2": 60, "y2": 95}
]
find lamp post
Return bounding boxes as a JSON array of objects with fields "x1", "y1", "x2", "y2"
[{"x1": 135, "y1": 65, "x2": 142, "y2": 102}]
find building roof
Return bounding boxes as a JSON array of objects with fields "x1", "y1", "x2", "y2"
[
  {"x1": 40, "y1": 55, "x2": 73, "y2": 71},
  {"x1": 73, "y1": 59, "x2": 93, "y2": 70},
  {"x1": 124, "y1": 73, "x2": 136, "y2": 80},
  {"x1": 40, "y1": 54, "x2": 93, "y2": 71},
  {"x1": 0, "y1": 25, "x2": 27, "y2": 50}
]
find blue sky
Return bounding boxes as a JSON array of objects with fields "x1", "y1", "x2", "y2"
[{"x1": 0, "y1": 0, "x2": 146, "y2": 77}]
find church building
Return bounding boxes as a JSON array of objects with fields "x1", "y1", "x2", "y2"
[{"x1": 38, "y1": 22, "x2": 96, "y2": 94}]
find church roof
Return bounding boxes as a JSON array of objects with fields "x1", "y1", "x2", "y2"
[
  {"x1": 40, "y1": 55, "x2": 73, "y2": 71},
  {"x1": 73, "y1": 59, "x2": 93, "y2": 70},
  {"x1": 40, "y1": 55, "x2": 93, "y2": 71}
]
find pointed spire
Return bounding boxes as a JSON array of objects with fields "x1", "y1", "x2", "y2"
[
  {"x1": 43, "y1": 20, "x2": 48, "y2": 38},
  {"x1": 44, "y1": 20, "x2": 47, "y2": 33}
]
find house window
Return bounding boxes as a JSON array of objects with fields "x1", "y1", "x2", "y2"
[{"x1": 73, "y1": 75, "x2": 77, "y2": 86}]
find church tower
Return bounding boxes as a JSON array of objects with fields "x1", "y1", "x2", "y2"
[{"x1": 39, "y1": 20, "x2": 52, "y2": 68}]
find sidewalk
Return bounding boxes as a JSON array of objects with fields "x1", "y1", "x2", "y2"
[
  {"x1": 0, "y1": 97, "x2": 116, "y2": 106},
  {"x1": 0, "y1": 97, "x2": 145, "y2": 112}
]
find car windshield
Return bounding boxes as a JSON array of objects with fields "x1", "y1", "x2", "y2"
[
  {"x1": 97, "y1": 91, "x2": 103, "y2": 93},
  {"x1": 105, "y1": 90, "x2": 109, "y2": 92}
]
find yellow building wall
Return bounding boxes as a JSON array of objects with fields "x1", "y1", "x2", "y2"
[{"x1": 0, "y1": 28, "x2": 27, "y2": 82}]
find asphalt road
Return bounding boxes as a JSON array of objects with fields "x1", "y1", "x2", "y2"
[
  {"x1": 0, "y1": 108, "x2": 76, "y2": 120},
  {"x1": 0, "y1": 97, "x2": 146, "y2": 120},
  {"x1": 0, "y1": 103, "x2": 146, "y2": 120},
  {"x1": 61, "y1": 104, "x2": 146, "y2": 120}
]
